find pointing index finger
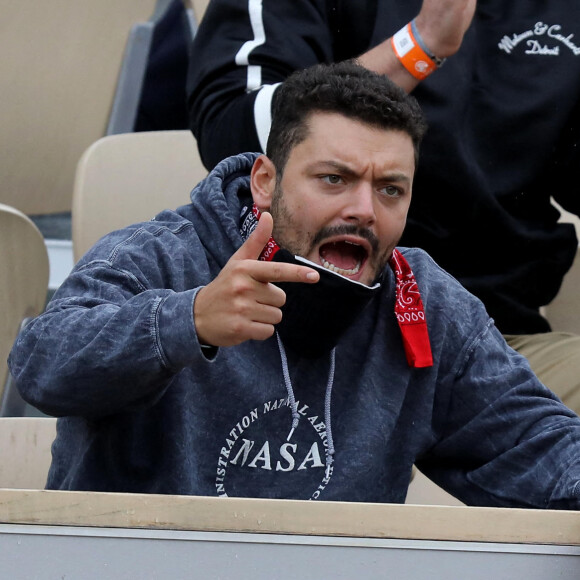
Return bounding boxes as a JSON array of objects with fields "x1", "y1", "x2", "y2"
[{"x1": 249, "y1": 260, "x2": 320, "y2": 284}]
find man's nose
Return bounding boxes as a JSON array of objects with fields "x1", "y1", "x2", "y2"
[{"x1": 343, "y1": 183, "x2": 376, "y2": 226}]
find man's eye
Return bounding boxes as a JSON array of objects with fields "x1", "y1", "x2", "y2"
[
  {"x1": 380, "y1": 185, "x2": 402, "y2": 197},
  {"x1": 322, "y1": 175, "x2": 342, "y2": 185}
]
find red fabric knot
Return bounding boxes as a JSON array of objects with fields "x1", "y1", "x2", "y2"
[{"x1": 389, "y1": 249, "x2": 433, "y2": 368}]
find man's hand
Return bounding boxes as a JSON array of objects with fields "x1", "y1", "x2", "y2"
[
  {"x1": 194, "y1": 212, "x2": 320, "y2": 347},
  {"x1": 357, "y1": 0, "x2": 476, "y2": 92},
  {"x1": 415, "y1": 0, "x2": 477, "y2": 59}
]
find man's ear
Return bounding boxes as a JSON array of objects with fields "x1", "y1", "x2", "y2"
[{"x1": 250, "y1": 155, "x2": 277, "y2": 211}]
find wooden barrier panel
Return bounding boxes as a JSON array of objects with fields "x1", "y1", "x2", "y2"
[
  {"x1": 4, "y1": 489, "x2": 560, "y2": 542},
  {"x1": 1, "y1": 489, "x2": 579, "y2": 578}
]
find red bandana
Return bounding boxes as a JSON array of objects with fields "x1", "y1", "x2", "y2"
[
  {"x1": 250, "y1": 205, "x2": 433, "y2": 368},
  {"x1": 252, "y1": 205, "x2": 282, "y2": 261},
  {"x1": 389, "y1": 249, "x2": 433, "y2": 368}
]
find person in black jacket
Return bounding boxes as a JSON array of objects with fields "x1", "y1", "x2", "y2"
[{"x1": 186, "y1": 0, "x2": 580, "y2": 412}]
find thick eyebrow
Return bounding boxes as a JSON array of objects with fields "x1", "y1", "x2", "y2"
[
  {"x1": 376, "y1": 172, "x2": 412, "y2": 186},
  {"x1": 311, "y1": 160, "x2": 412, "y2": 185},
  {"x1": 312, "y1": 160, "x2": 359, "y2": 178}
]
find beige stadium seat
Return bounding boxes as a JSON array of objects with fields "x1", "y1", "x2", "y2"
[
  {"x1": 405, "y1": 469, "x2": 464, "y2": 506},
  {"x1": 543, "y1": 247, "x2": 580, "y2": 334},
  {"x1": 0, "y1": 0, "x2": 157, "y2": 215},
  {"x1": 0, "y1": 204, "x2": 49, "y2": 412},
  {"x1": 72, "y1": 130, "x2": 207, "y2": 261},
  {"x1": 0, "y1": 418, "x2": 56, "y2": 489},
  {"x1": 543, "y1": 208, "x2": 580, "y2": 334}
]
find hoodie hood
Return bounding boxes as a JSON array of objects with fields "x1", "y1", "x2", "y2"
[{"x1": 187, "y1": 152, "x2": 259, "y2": 269}]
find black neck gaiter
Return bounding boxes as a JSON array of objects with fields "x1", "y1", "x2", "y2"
[{"x1": 240, "y1": 201, "x2": 381, "y2": 357}]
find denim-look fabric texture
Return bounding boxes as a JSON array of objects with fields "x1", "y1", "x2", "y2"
[{"x1": 9, "y1": 153, "x2": 580, "y2": 507}]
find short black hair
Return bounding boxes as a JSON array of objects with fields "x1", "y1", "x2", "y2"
[{"x1": 266, "y1": 61, "x2": 427, "y2": 176}]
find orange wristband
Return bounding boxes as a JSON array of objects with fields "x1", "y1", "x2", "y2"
[{"x1": 391, "y1": 22, "x2": 437, "y2": 80}]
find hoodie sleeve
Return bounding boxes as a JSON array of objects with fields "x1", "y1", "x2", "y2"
[
  {"x1": 8, "y1": 225, "x2": 215, "y2": 419},
  {"x1": 417, "y1": 319, "x2": 580, "y2": 510},
  {"x1": 186, "y1": 0, "x2": 334, "y2": 169}
]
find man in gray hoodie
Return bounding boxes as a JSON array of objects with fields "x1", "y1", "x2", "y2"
[{"x1": 9, "y1": 62, "x2": 580, "y2": 508}]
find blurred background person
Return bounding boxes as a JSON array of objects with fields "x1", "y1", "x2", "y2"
[{"x1": 186, "y1": 0, "x2": 580, "y2": 412}]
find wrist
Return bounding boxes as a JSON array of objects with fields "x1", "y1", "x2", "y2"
[
  {"x1": 413, "y1": 14, "x2": 462, "y2": 59},
  {"x1": 391, "y1": 19, "x2": 446, "y2": 81},
  {"x1": 410, "y1": 19, "x2": 446, "y2": 67},
  {"x1": 193, "y1": 286, "x2": 213, "y2": 347}
]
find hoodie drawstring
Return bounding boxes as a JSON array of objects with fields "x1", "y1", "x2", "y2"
[{"x1": 276, "y1": 331, "x2": 336, "y2": 479}]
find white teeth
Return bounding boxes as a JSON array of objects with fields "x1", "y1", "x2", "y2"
[{"x1": 322, "y1": 259, "x2": 361, "y2": 276}]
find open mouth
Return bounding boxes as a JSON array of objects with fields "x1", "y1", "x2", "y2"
[{"x1": 319, "y1": 240, "x2": 369, "y2": 277}]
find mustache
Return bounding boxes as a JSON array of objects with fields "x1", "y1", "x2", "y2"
[{"x1": 311, "y1": 224, "x2": 379, "y2": 254}]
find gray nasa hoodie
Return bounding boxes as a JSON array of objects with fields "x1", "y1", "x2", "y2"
[{"x1": 9, "y1": 153, "x2": 580, "y2": 508}]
